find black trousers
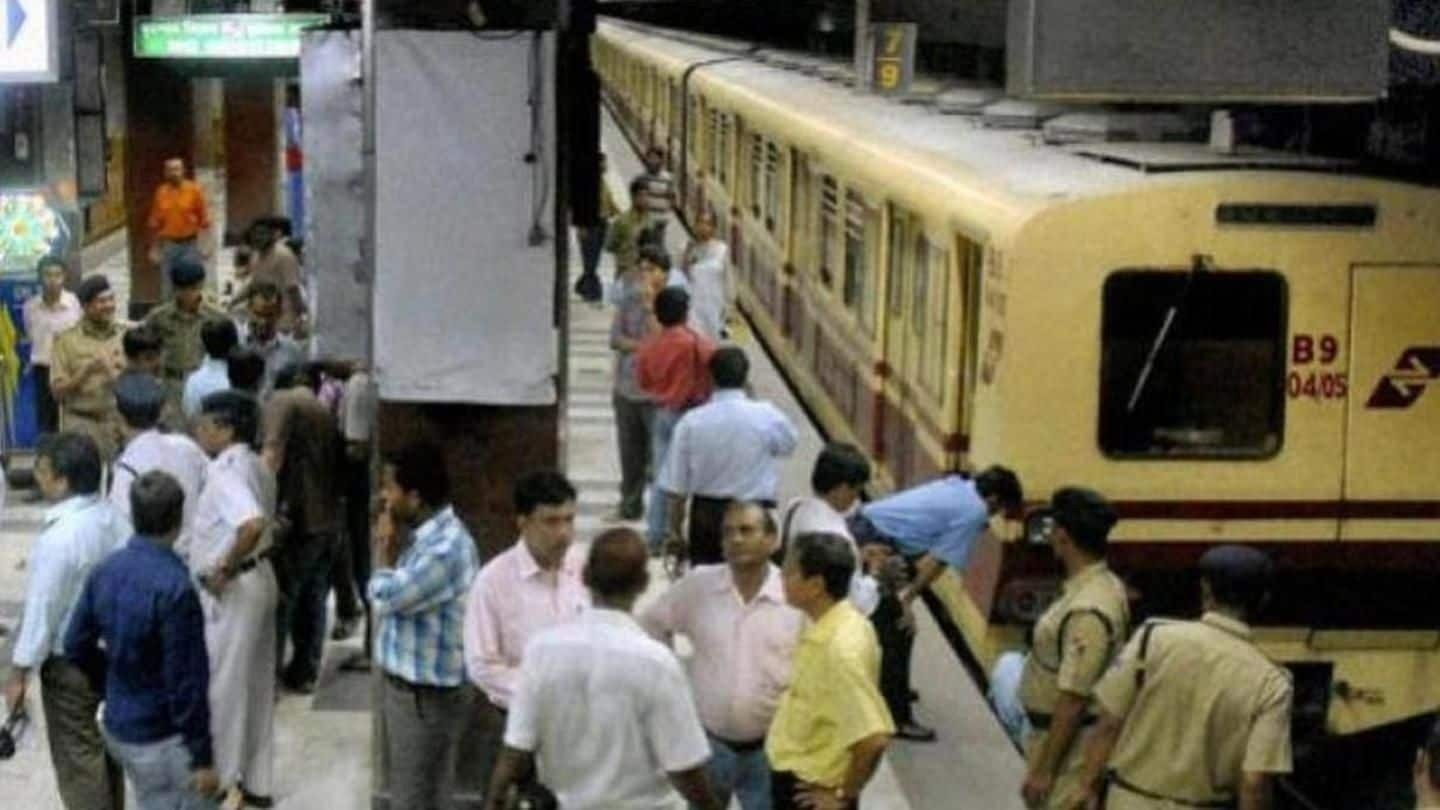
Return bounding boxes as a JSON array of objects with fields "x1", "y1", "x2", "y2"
[
  {"x1": 34, "y1": 364, "x2": 58, "y2": 435},
  {"x1": 574, "y1": 222, "x2": 607, "y2": 302},
  {"x1": 868, "y1": 550, "x2": 919, "y2": 726},
  {"x1": 333, "y1": 456, "x2": 373, "y2": 624},
  {"x1": 771, "y1": 771, "x2": 858, "y2": 810}
]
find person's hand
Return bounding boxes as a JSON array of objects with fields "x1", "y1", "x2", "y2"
[
  {"x1": 373, "y1": 507, "x2": 405, "y2": 568},
  {"x1": 147, "y1": 243, "x2": 162, "y2": 265},
  {"x1": 897, "y1": 597, "x2": 918, "y2": 635},
  {"x1": 199, "y1": 245, "x2": 214, "y2": 261},
  {"x1": 191, "y1": 766, "x2": 220, "y2": 797},
  {"x1": 85, "y1": 355, "x2": 111, "y2": 376},
  {"x1": 1021, "y1": 769, "x2": 1054, "y2": 808},
  {"x1": 2, "y1": 672, "x2": 26, "y2": 715},
  {"x1": 201, "y1": 567, "x2": 231, "y2": 597},
  {"x1": 794, "y1": 782, "x2": 847, "y2": 810}
]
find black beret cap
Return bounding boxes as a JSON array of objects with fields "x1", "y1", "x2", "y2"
[
  {"x1": 1198, "y1": 545, "x2": 1275, "y2": 591},
  {"x1": 113, "y1": 372, "x2": 166, "y2": 413},
  {"x1": 169, "y1": 259, "x2": 206, "y2": 287},
  {"x1": 76, "y1": 275, "x2": 111, "y2": 305},
  {"x1": 1049, "y1": 486, "x2": 1118, "y2": 547}
]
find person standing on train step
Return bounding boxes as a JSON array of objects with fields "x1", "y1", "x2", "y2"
[
  {"x1": 1012, "y1": 488, "x2": 1129, "y2": 810},
  {"x1": 606, "y1": 249, "x2": 665, "y2": 521},
  {"x1": 767, "y1": 532, "x2": 893, "y2": 810},
  {"x1": 369, "y1": 442, "x2": 480, "y2": 810},
  {"x1": 485, "y1": 527, "x2": 723, "y2": 810},
  {"x1": 22, "y1": 255, "x2": 82, "y2": 437},
  {"x1": 780, "y1": 443, "x2": 880, "y2": 616},
  {"x1": 660, "y1": 347, "x2": 797, "y2": 565},
  {"x1": 1417, "y1": 719, "x2": 1440, "y2": 810},
  {"x1": 640, "y1": 501, "x2": 806, "y2": 809},
  {"x1": 147, "y1": 157, "x2": 212, "y2": 300},
  {"x1": 191, "y1": 391, "x2": 281, "y2": 809},
  {"x1": 679, "y1": 210, "x2": 731, "y2": 340},
  {"x1": 50, "y1": 276, "x2": 128, "y2": 464},
  {"x1": 1075, "y1": 545, "x2": 1293, "y2": 810},
  {"x1": 605, "y1": 179, "x2": 654, "y2": 288},
  {"x1": 636, "y1": 144, "x2": 675, "y2": 246},
  {"x1": 635, "y1": 287, "x2": 715, "y2": 555},
  {"x1": 574, "y1": 152, "x2": 617, "y2": 304},
  {"x1": 143, "y1": 259, "x2": 227, "y2": 426},
  {"x1": 3, "y1": 432, "x2": 130, "y2": 810},
  {"x1": 463, "y1": 471, "x2": 586, "y2": 799},
  {"x1": 109, "y1": 373, "x2": 210, "y2": 565},
  {"x1": 849, "y1": 465, "x2": 1024, "y2": 742}
]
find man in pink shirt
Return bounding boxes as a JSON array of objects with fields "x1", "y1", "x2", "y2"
[
  {"x1": 463, "y1": 470, "x2": 587, "y2": 797},
  {"x1": 640, "y1": 500, "x2": 806, "y2": 809}
]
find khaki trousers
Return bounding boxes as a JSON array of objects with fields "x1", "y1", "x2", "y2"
[{"x1": 40, "y1": 657, "x2": 125, "y2": 810}]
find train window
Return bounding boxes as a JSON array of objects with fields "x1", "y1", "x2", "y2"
[
  {"x1": 886, "y1": 211, "x2": 909, "y2": 318},
  {"x1": 922, "y1": 244, "x2": 952, "y2": 399},
  {"x1": 749, "y1": 135, "x2": 764, "y2": 219},
  {"x1": 706, "y1": 110, "x2": 719, "y2": 177},
  {"x1": 765, "y1": 141, "x2": 782, "y2": 234},
  {"x1": 1099, "y1": 270, "x2": 1287, "y2": 459},
  {"x1": 820, "y1": 176, "x2": 840, "y2": 289},
  {"x1": 911, "y1": 234, "x2": 929, "y2": 339},
  {"x1": 845, "y1": 191, "x2": 878, "y2": 334}
]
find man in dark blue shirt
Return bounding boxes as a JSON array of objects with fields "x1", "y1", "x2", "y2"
[{"x1": 66, "y1": 470, "x2": 221, "y2": 809}]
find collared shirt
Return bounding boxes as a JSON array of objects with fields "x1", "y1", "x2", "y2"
[
  {"x1": 247, "y1": 243, "x2": 304, "y2": 331},
  {"x1": 369, "y1": 506, "x2": 480, "y2": 687},
  {"x1": 109, "y1": 430, "x2": 210, "y2": 563},
  {"x1": 505, "y1": 608, "x2": 711, "y2": 810},
  {"x1": 65, "y1": 536, "x2": 213, "y2": 767},
  {"x1": 635, "y1": 325, "x2": 715, "y2": 411},
  {"x1": 12, "y1": 495, "x2": 131, "y2": 668},
  {"x1": 143, "y1": 302, "x2": 228, "y2": 380},
  {"x1": 610, "y1": 276, "x2": 656, "y2": 402},
  {"x1": 148, "y1": 180, "x2": 211, "y2": 240},
  {"x1": 605, "y1": 208, "x2": 650, "y2": 280},
  {"x1": 240, "y1": 325, "x2": 304, "y2": 398},
  {"x1": 861, "y1": 475, "x2": 991, "y2": 569},
  {"x1": 190, "y1": 444, "x2": 276, "y2": 573},
  {"x1": 463, "y1": 540, "x2": 588, "y2": 708},
  {"x1": 637, "y1": 169, "x2": 675, "y2": 213},
  {"x1": 766, "y1": 601, "x2": 895, "y2": 788},
  {"x1": 781, "y1": 496, "x2": 880, "y2": 616},
  {"x1": 22, "y1": 290, "x2": 81, "y2": 366},
  {"x1": 51, "y1": 318, "x2": 126, "y2": 417},
  {"x1": 638, "y1": 564, "x2": 804, "y2": 742},
  {"x1": 263, "y1": 386, "x2": 342, "y2": 535},
  {"x1": 341, "y1": 372, "x2": 375, "y2": 443},
  {"x1": 658, "y1": 389, "x2": 798, "y2": 501},
  {"x1": 1093, "y1": 612, "x2": 1294, "y2": 804},
  {"x1": 1019, "y1": 561, "x2": 1130, "y2": 714},
  {"x1": 183, "y1": 357, "x2": 231, "y2": 421}
]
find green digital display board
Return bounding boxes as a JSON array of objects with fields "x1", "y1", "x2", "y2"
[{"x1": 134, "y1": 14, "x2": 327, "y2": 59}]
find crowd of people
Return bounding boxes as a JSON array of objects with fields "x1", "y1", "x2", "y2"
[{"x1": 5, "y1": 150, "x2": 1438, "y2": 810}]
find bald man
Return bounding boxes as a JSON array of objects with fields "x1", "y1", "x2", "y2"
[{"x1": 487, "y1": 528, "x2": 722, "y2": 810}]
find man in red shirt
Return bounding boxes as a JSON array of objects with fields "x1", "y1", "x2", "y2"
[{"x1": 635, "y1": 287, "x2": 714, "y2": 555}]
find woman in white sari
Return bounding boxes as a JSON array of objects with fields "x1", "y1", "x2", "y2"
[{"x1": 679, "y1": 211, "x2": 730, "y2": 339}]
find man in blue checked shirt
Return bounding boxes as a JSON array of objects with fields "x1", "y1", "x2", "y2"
[{"x1": 369, "y1": 441, "x2": 480, "y2": 810}]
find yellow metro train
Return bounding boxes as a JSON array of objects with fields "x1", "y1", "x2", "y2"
[{"x1": 594, "y1": 19, "x2": 1440, "y2": 740}]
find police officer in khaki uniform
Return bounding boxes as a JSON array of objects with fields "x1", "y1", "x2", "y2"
[
  {"x1": 143, "y1": 258, "x2": 226, "y2": 427},
  {"x1": 1076, "y1": 545, "x2": 1293, "y2": 810},
  {"x1": 50, "y1": 276, "x2": 126, "y2": 460},
  {"x1": 1015, "y1": 487, "x2": 1129, "y2": 809}
]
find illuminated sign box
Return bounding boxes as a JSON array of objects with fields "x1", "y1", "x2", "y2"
[
  {"x1": 134, "y1": 14, "x2": 328, "y2": 60},
  {"x1": 0, "y1": 0, "x2": 59, "y2": 82}
]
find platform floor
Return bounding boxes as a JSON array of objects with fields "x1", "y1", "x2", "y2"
[{"x1": 0, "y1": 120, "x2": 1025, "y2": 809}]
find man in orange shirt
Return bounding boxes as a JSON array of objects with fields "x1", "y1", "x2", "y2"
[{"x1": 147, "y1": 157, "x2": 212, "y2": 299}]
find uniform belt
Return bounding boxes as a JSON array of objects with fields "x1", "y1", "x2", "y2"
[
  {"x1": 1108, "y1": 771, "x2": 1236, "y2": 808},
  {"x1": 710, "y1": 732, "x2": 766, "y2": 753},
  {"x1": 230, "y1": 546, "x2": 278, "y2": 576},
  {"x1": 383, "y1": 672, "x2": 462, "y2": 693},
  {"x1": 1026, "y1": 710, "x2": 1097, "y2": 731}
]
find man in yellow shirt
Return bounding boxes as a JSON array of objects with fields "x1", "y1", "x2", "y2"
[
  {"x1": 147, "y1": 157, "x2": 212, "y2": 299},
  {"x1": 768, "y1": 532, "x2": 894, "y2": 810}
]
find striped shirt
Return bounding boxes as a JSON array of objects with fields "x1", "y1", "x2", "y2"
[{"x1": 369, "y1": 506, "x2": 479, "y2": 686}]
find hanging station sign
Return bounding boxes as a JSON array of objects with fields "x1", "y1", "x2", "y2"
[{"x1": 134, "y1": 14, "x2": 328, "y2": 60}]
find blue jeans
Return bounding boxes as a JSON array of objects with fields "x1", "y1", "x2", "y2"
[
  {"x1": 645, "y1": 407, "x2": 683, "y2": 549},
  {"x1": 700, "y1": 734, "x2": 772, "y2": 810},
  {"x1": 988, "y1": 650, "x2": 1032, "y2": 747},
  {"x1": 158, "y1": 239, "x2": 204, "y2": 300},
  {"x1": 104, "y1": 732, "x2": 218, "y2": 810}
]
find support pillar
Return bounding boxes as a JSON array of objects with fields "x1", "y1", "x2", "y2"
[
  {"x1": 122, "y1": 54, "x2": 193, "y2": 312},
  {"x1": 223, "y1": 78, "x2": 281, "y2": 241}
]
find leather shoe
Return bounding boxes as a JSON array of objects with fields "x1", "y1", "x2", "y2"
[{"x1": 894, "y1": 722, "x2": 937, "y2": 742}]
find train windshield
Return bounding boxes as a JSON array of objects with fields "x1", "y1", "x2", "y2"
[{"x1": 1099, "y1": 270, "x2": 1287, "y2": 458}]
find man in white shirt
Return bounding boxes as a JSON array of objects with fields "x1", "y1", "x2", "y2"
[
  {"x1": 22, "y1": 256, "x2": 82, "y2": 435},
  {"x1": 781, "y1": 442, "x2": 880, "y2": 616},
  {"x1": 2, "y1": 432, "x2": 130, "y2": 810},
  {"x1": 109, "y1": 373, "x2": 209, "y2": 564},
  {"x1": 463, "y1": 471, "x2": 588, "y2": 794},
  {"x1": 182, "y1": 317, "x2": 238, "y2": 424},
  {"x1": 662, "y1": 346, "x2": 799, "y2": 566},
  {"x1": 486, "y1": 527, "x2": 723, "y2": 810},
  {"x1": 640, "y1": 501, "x2": 805, "y2": 809}
]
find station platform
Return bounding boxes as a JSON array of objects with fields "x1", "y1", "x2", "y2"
[{"x1": 0, "y1": 119, "x2": 1026, "y2": 809}]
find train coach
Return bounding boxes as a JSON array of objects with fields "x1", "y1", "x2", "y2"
[{"x1": 594, "y1": 19, "x2": 1440, "y2": 743}]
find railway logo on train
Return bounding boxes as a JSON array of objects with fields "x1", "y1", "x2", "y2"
[{"x1": 1365, "y1": 347, "x2": 1440, "y2": 409}]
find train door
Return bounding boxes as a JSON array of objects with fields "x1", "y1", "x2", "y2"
[{"x1": 1342, "y1": 264, "x2": 1440, "y2": 539}]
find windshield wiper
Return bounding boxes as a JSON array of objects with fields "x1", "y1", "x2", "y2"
[{"x1": 1125, "y1": 254, "x2": 1213, "y2": 414}]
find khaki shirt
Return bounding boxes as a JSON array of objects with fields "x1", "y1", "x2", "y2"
[
  {"x1": 1094, "y1": 613, "x2": 1293, "y2": 807},
  {"x1": 51, "y1": 319, "x2": 125, "y2": 418},
  {"x1": 605, "y1": 208, "x2": 649, "y2": 279},
  {"x1": 144, "y1": 301, "x2": 227, "y2": 380},
  {"x1": 1020, "y1": 562, "x2": 1130, "y2": 714}
]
